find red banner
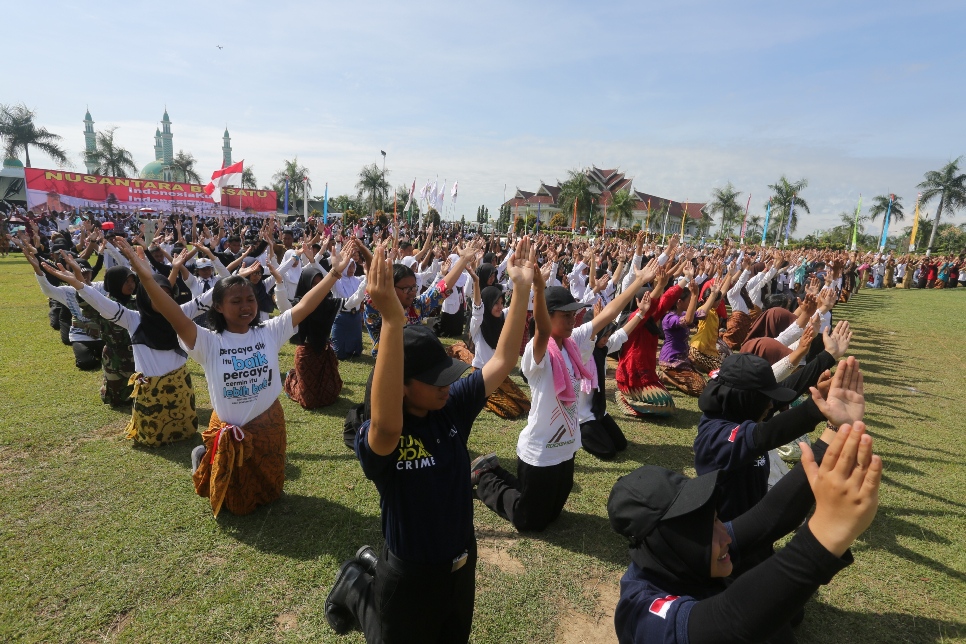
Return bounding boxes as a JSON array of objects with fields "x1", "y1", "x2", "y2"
[{"x1": 24, "y1": 168, "x2": 277, "y2": 217}]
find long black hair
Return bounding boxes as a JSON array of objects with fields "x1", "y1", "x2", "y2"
[{"x1": 206, "y1": 276, "x2": 263, "y2": 333}]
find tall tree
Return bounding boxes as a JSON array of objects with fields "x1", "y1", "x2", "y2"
[
  {"x1": 476, "y1": 205, "x2": 489, "y2": 224},
  {"x1": 557, "y1": 170, "x2": 598, "y2": 228},
  {"x1": 867, "y1": 194, "x2": 904, "y2": 245},
  {"x1": 84, "y1": 127, "x2": 137, "y2": 177},
  {"x1": 706, "y1": 183, "x2": 741, "y2": 237},
  {"x1": 917, "y1": 157, "x2": 966, "y2": 253},
  {"x1": 241, "y1": 166, "x2": 257, "y2": 189},
  {"x1": 329, "y1": 194, "x2": 355, "y2": 213},
  {"x1": 767, "y1": 176, "x2": 810, "y2": 241},
  {"x1": 609, "y1": 188, "x2": 635, "y2": 231},
  {"x1": 0, "y1": 103, "x2": 70, "y2": 168},
  {"x1": 171, "y1": 150, "x2": 201, "y2": 183},
  {"x1": 356, "y1": 162, "x2": 390, "y2": 215},
  {"x1": 745, "y1": 214, "x2": 764, "y2": 239},
  {"x1": 271, "y1": 158, "x2": 311, "y2": 210}
]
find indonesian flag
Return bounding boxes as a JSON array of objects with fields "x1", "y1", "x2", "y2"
[
  {"x1": 451, "y1": 180, "x2": 458, "y2": 205},
  {"x1": 204, "y1": 160, "x2": 244, "y2": 203},
  {"x1": 404, "y1": 178, "x2": 416, "y2": 212}
]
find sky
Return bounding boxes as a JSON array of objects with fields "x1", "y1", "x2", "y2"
[{"x1": 6, "y1": 0, "x2": 966, "y2": 234}]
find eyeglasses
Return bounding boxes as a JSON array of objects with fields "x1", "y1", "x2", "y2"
[{"x1": 395, "y1": 284, "x2": 419, "y2": 294}]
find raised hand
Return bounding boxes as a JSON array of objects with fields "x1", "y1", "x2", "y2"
[
  {"x1": 810, "y1": 356, "x2": 864, "y2": 427},
  {"x1": 368, "y1": 244, "x2": 405, "y2": 322},
  {"x1": 238, "y1": 260, "x2": 262, "y2": 279},
  {"x1": 41, "y1": 261, "x2": 83, "y2": 288},
  {"x1": 330, "y1": 238, "x2": 355, "y2": 274},
  {"x1": 635, "y1": 257, "x2": 660, "y2": 285},
  {"x1": 800, "y1": 421, "x2": 882, "y2": 557},
  {"x1": 507, "y1": 236, "x2": 536, "y2": 288},
  {"x1": 823, "y1": 320, "x2": 852, "y2": 359},
  {"x1": 637, "y1": 291, "x2": 652, "y2": 316},
  {"x1": 115, "y1": 238, "x2": 152, "y2": 276}
]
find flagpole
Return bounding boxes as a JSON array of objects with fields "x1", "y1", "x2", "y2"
[
  {"x1": 851, "y1": 194, "x2": 862, "y2": 251},
  {"x1": 908, "y1": 193, "x2": 921, "y2": 252},
  {"x1": 739, "y1": 194, "x2": 751, "y2": 243}
]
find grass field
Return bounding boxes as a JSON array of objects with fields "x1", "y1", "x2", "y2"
[{"x1": 1, "y1": 254, "x2": 965, "y2": 643}]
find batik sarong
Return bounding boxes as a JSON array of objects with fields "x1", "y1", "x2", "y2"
[
  {"x1": 125, "y1": 364, "x2": 198, "y2": 446},
  {"x1": 284, "y1": 343, "x2": 343, "y2": 409}
]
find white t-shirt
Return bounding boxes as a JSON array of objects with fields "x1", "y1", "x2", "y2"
[
  {"x1": 79, "y1": 285, "x2": 212, "y2": 377},
  {"x1": 469, "y1": 302, "x2": 510, "y2": 369},
  {"x1": 517, "y1": 321, "x2": 595, "y2": 467},
  {"x1": 182, "y1": 310, "x2": 294, "y2": 426}
]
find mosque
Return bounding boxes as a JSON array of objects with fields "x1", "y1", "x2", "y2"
[{"x1": 82, "y1": 109, "x2": 233, "y2": 182}]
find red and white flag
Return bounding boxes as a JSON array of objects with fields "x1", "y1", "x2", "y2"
[
  {"x1": 404, "y1": 178, "x2": 416, "y2": 212},
  {"x1": 204, "y1": 160, "x2": 244, "y2": 203}
]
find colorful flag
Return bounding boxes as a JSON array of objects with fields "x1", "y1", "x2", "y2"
[
  {"x1": 283, "y1": 176, "x2": 289, "y2": 214},
  {"x1": 404, "y1": 178, "x2": 416, "y2": 213},
  {"x1": 740, "y1": 194, "x2": 751, "y2": 239},
  {"x1": 203, "y1": 160, "x2": 244, "y2": 203},
  {"x1": 909, "y1": 193, "x2": 921, "y2": 252},
  {"x1": 761, "y1": 199, "x2": 771, "y2": 244},
  {"x1": 323, "y1": 182, "x2": 329, "y2": 225},
  {"x1": 571, "y1": 196, "x2": 578, "y2": 234},
  {"x1": 851, "y1": 194, "x2": 862, "y2": 249},
  {"x1": 879, "y1": 194, "x2": 894, "y2": 250}
]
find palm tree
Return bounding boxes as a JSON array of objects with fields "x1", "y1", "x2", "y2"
[
  {"x1": 84, "y1": 127, "x2": 137, "y2": 177},
  {"x1": 356, "y1": 163, "x2": 389, "y2": 215},
  {"x1": 706, "y1": 183, "x2": 742, "y2": 237},
  {"x1": 557, "y1": 170, "x2": 598, "y2": 229},
  {"x1": 271, "y1": 158, "x2": 311, "y2": 209},
  {"x1": 767, "y1": 176, "x2": 810, "y2": 243},
  {"x1": 241, "y1": 167, "x2": 257, "y2": 189},
  {"x1": 0, "y1": 103, "x2": 70, "y2": 168},
  {"x1": 171, "y1": 150, "x2": 201, "y2": 183},
  {"x1": 746, "y1": 214, "x2": 764, "y2": 240},
  {"x1": 866, "y1": 194, "x2": 904, "y2": 246},
  {"x1": 609, "y1": 188, "x2": 635, "y2": 231},
  {"x1": 918, "y1": 157, "x2": 966, "y2": 254}
]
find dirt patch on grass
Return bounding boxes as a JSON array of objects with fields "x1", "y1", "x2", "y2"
[
  {"x1": 105, "y1": 608, "x2": 133, "y2": 638},
  {"x1": 478, "y1": 543, "x2": 525, "y2": 575},
  {"x1": 557, "y1": 575, "x2": 620, "y2": 644},
  {"x1": 275, "y1": 611, "x2": 298, "y2": 632}
]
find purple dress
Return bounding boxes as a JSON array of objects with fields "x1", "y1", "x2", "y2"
[{"x1": 659, "y1": 311, "x2": 692, "y2": 368}]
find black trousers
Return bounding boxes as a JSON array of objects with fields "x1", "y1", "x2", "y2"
[
  {"x1": 348, "y1": 542, "x2": 478, "y2": 644},
  {"x1": 580, "y1": 414, "x2": 628, "y2": 460},
  {"x1": 476, "y1": 456, "x2": 574, "y2": 532},
  {"x1": 73, "y1": 340, "x2": 104, "y2": 370},
  {"x1": 439, "y1": 304, "x2": 466, "y2": 337}
]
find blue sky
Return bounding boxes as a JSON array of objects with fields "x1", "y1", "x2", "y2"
[{"x1": 7, "y1": 0, "x2": 966, "y2": 233}]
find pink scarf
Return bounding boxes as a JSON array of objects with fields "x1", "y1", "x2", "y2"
[{"x1": 547, "y1": 337, "x2": 598, "y2": 404}]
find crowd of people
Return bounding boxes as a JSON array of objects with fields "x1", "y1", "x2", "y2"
[{"x1": 4, "y1": 201, "x2": 933, "y2": 643}]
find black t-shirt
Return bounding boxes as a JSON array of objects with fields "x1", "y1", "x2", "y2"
[
  {"x1": 693, "y1": 416, "x2": 767, "y2": 522},
  {"x1": 355, "y1": 370, "x2": 486, "y2": 565}
]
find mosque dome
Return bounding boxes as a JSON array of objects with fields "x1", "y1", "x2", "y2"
[
  {"x1": 140, "y1": 160, "x2": 166, "y2": 180},
  {"x1": 3, "y1": 157, "x2": 24, "y2": 169}
]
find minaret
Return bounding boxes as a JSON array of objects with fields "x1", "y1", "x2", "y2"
[
  {"x1": 161, "y1": 108, "x2": 174, "y2": 182},
  {"x1": 222, "y1": 127, "x2": 232, "y2": 167},
  {"x1": 83, "y1": 109, "x2": 97, "y2": 174},
  {"x1": 161, "y1": 108, "x2": 173, "y2": 165},
  {"x1": 154, "y1": 128, "x2": 163, "y2": 161}
]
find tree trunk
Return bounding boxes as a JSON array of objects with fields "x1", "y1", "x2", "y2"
[
  {"x1": 24, "y1": 146, "x2": 31, "y2": 168},
  {"x1": 925, "y1": 194, "x2": 944, "y2": 255}
]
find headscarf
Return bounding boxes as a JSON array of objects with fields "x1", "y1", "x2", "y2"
[
  {"x1": 741, "y1": 337, "x2": 792, "y2": 365},
  {"x1": 241, "y1": 257, "x2": 275, "y2": 313},
  {"x1": 479, "y1": 286, "x2": 505, "y2": 350},
  {"x1": 291, "y1": 266, "x2": 341, "y2": 346},
  {"x1": 104, "y1": 266, "x2": 136, "y2": 306},
  {"x1": 745, "y1": 307, "x2": 796, "y2": 342},
  {"x1": 698, "y1": 374, "x2": 772, "y2": 424},
  {"x1": 131, "y1": 274, "x2": 186, "y2": 357},
  {"x1": 477, "y1": 263, "x2": 499, "y2": 289},
  {"x1": 629, "y1": 497, "x2": 724, "y2": 600}
]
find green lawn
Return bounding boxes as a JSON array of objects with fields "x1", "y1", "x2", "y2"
[{"x1": 1, "y1": 255, "x2": 964, "y2": 643}]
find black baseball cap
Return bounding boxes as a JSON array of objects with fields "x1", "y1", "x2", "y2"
[
  {"x1": 403, "y1": 325, "x2": 469, "y2": 386},
  {"x1": 608, "y1": 466, "x2": 720, "y2": 544},
  {"x1": 545, "y1": 286, "x2": 590, "y2": 312},
  {"x1": 714, "y1": 353, "x2": 798, "y2": 403}
]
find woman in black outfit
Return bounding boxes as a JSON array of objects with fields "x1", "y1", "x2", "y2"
[{"x1": 609, "y1": 359, "x2": 880, "y2": 644}]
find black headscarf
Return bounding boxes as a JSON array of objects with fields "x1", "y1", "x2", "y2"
[
  {"x1": 629, "y1": 497, "x2": 725, "y2": 599},
  {"x1": 104, "y1": 266, "x2": 136, "y2": 307},
  {"x1": 241, "y1": 257, "x2": 275, "y2": 314},
  {"x1": 477, "y1": 263, "x2": 499, "y2": 289},
  {"x1": 698, "y1": 379, "x2": 772, "y2": 425},
  {"x1": 131, "y1": 274, "x2": 186, "y2": 357},
  {"x1": 479, "y1": 286, "x2": 505, "y2": 351},
  {"x1": 292, "y1": 266, "x2": 341, "y2": 346}
]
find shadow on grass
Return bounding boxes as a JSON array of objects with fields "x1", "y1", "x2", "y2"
[
  {"x1": 526, "y1": 509, "x2": 629, "y2": 567},
  {"x1": 216, "y1": 492, "x2": 381, "y2": 561},
  {"x1": 800, "y1": 600, "x2": 966, "y2": 642}
]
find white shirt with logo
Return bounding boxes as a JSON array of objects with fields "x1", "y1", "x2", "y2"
[
  {"x1": 182, "y1": 310, "x2": 294, "y2": 426},
  {"x1": 517, "y1": 321, "x2": 594, "y2": 467}
]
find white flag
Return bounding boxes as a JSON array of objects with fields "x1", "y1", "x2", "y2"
[
  {"x1": 419, "y1": 180, "x2": 431, "y2": 202},
  {"x1": 404, "y1": 178, "x2": 416, "y2": 212},
  {"x1": 438, "y1": 180, "x2": 446, "y2": 208},
  {"x1": 429, "y1": 180, "x2": 438, "y2": 208},
  {"x1": 451, "y1": 180, "x2": 458, "y2": 205}
]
